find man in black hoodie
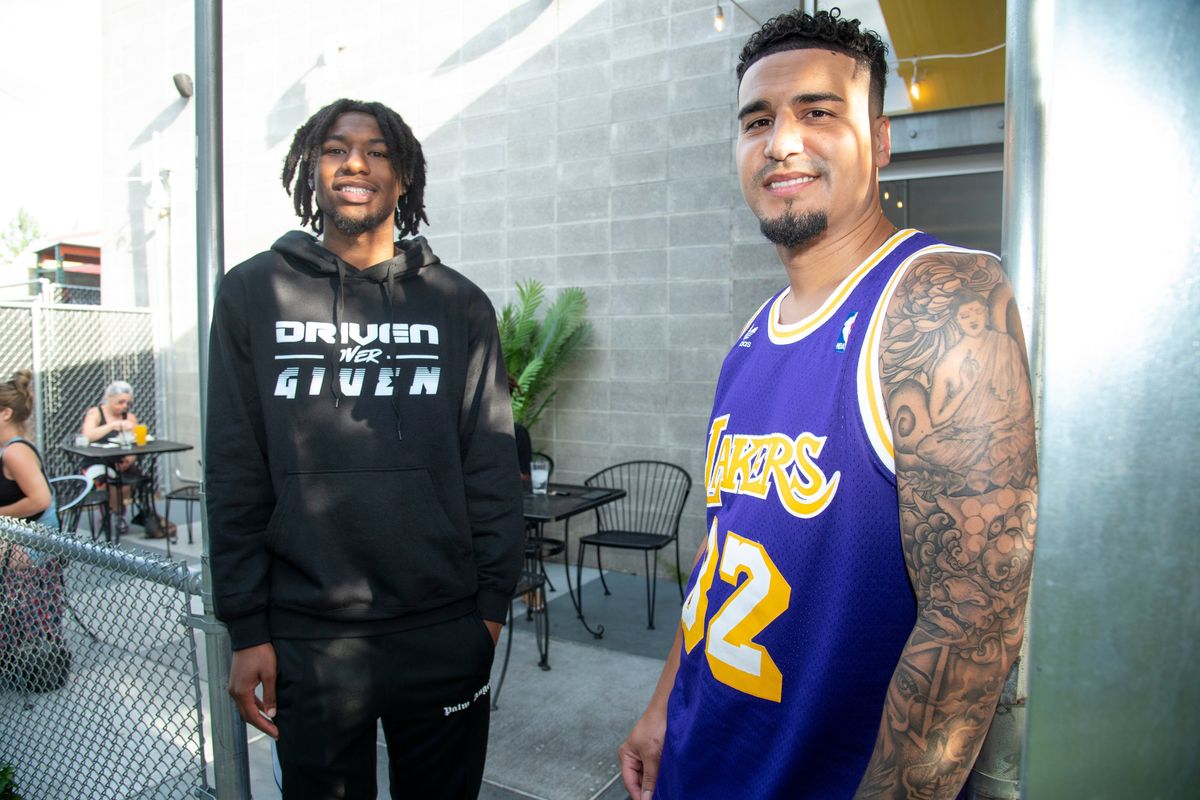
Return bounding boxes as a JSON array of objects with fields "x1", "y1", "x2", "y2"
[{"x1": 206, "y1": 98, "x2": 524, "y2": 799}]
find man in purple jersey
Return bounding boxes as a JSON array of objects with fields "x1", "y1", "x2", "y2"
[{"x1": 619, "y1": 9, "x2": 1037, "y2": 799}]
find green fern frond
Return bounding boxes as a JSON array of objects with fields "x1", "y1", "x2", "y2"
[{"x1": 497, "y1": 279, "x2": 591, "y2": 429}]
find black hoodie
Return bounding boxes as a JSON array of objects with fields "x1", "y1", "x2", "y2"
[{"x1": 205, "y1": 231, "x2": 523, "y2": 650}]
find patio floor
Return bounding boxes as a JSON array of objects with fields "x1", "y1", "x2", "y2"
[{"x1": 115, "y1": 508, "x2": 680, "y2": 800}]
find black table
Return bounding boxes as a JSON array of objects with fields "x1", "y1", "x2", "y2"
[
  {"x1": 61, "y1": 439, "x2": 194, "y2": 542},
  {"x1": 523, "y1": 481, "x2": 625, "y2": 638}
]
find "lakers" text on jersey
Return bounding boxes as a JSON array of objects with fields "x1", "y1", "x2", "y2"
[{"x1": 703, "y1": 413, "x2": 840, "y2": 518}]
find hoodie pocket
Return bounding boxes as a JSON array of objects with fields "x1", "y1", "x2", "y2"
[{"x1": 265, "y1": 467, "x2": 474, "y2": 617}]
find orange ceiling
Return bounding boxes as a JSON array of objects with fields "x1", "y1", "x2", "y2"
[{"x1": 880, "y1": 0, "x2": 1007, "y2": 113}]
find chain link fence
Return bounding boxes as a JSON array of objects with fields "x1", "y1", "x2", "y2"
[
  {"x1": 0, "y1": 302, "x2": 156, "y2": 479},
  {"x1": 50, "y1": 284, "x2": 102, "y2": 306},
  {"x1": 0, "y1": 520, "x2": 210, "y2": 799}
]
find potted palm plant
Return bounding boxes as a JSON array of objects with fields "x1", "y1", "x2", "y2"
[{"x1": 497, "y1": 279, "x2": 591, "y2": 429}]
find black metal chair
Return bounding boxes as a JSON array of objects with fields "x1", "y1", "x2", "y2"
[
  {"x1": 164, "y1": 468, "x2": 201, "y2": 545},
  {"x1": 577, "y1": 460, "x2": 692, "y2": 630},
  {"x1": 71, "y1": 466, "x2": 113, "y2": 537},
  {"x1": 80, "y1": 462, "x2": 150, "y2": 543},
  {"x1": 48, "y1": 475, "x2": 96, "y2": 533},
  {"x1": 490, "y1": 568, "x2": 550, "y2": 710}
]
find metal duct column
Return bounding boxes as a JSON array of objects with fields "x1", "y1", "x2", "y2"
[
  {"x1": 966, "y1": 2, "x2": 1047, "y2": 796},
  {"x1": 1021, "y1": 0, "x2": 1200, "y2": 797}
]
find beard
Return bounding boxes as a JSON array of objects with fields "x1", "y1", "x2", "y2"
[
  {"x1": 323, "y1": 205, "x2": 396, "y2": 237},
  {"x1": 758, "y1": 209, "x2": 828, "y2": 249}
]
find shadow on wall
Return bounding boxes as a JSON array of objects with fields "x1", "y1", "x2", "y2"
[
  {"x1": 267, "y1": 57, "x2": 323, "y2": 149},
  {"x1": 130, "y1": 98, "x2": 189, "y2": 148},
  {"x1": 434, "y1": 0, "x2": 553, "y2": 75}
]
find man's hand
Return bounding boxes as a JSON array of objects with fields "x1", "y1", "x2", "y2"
[
  {"x1": 228, "y1": 642, "x2": 279, "y2": 739},
  {"x1": 619, "y1": 704, "x2": 667, "y2": 800},
  {"x1": 484, "y1": 619, "x2": 502, "y2": 646}
]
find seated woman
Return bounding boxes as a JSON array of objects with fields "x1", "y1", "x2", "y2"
[
  {"x1": 0, "y1": 370, "x2": 55, "y2": 551},
  {"x1": 80, "y1": 380, "x2": 140, "y2": 471},
  {"x1": 80, "y1": 380, "x2": 150, "y2": 527}
]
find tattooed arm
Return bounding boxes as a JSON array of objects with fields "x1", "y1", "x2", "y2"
[{"x1": 854, "y1": 251, "x2": 1038, "y2": 800}]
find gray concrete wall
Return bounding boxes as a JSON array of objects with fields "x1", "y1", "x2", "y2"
[{"x1": 101, "y1": 0, "x2": 800, "y2": 573}]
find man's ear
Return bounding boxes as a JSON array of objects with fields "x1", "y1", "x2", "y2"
[{"x1": 873, "y1": 115, "x2": 892, "y2": 169}]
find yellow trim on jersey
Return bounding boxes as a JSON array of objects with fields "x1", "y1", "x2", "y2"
[
  {"x1": 856, "y1": 242, "x2": 1000, "y2": 474},
  {"x1": 767, "y1": 229, "x2": 920, "y2": 345}
]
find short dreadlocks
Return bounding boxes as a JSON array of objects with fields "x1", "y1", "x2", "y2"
[
  {"x1": 737, "y1": 8, "x2": 889, "y2": 117},
  {"x1": 281, "y1": 98, "x2": 428, "y2": 237}
]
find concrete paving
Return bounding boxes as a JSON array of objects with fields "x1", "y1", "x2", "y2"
[{"x1": 109, "y1": 505, "x2": 680, "y2": 800}]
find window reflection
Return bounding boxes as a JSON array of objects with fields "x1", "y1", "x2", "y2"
[{"x1": 880, "y1": 172, "x2": 1002, "y2": 255}]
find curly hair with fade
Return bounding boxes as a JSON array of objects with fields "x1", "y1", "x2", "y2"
[
  {"x1": 281, "y1": 98, "x2": 429, "y2": 237},
  {"x1": 737, "y1": 7, "x2": 890, "y2": 117}
]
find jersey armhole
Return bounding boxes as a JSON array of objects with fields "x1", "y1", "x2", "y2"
[
  {"x1": 854, "y1": 243, "x2": 999, "y2": 477},
  {"x1": 736, "y1": 294, "x2": 777, "y2": 344},
  {"x1": 855, "y1": 255, "x2": 918, "y2": 477}
]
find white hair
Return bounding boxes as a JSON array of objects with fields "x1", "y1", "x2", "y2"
[{"x1": 104, "y1": 380, "x2": 133, "y2": 401}]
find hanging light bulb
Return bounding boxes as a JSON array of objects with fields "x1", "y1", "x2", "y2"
[
  {"x1": 908, "y1": 61, "x2": 921, "y2": 101},
  {"x1": 714, "y1": 4, "x2": 725, "y2": 32}
]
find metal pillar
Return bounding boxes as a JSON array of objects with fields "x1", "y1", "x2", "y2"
[
  {"x1": 965, "y1": 2, "x2": 1047, "y2": 796},
  {"x1": 1021, "y1": 0, "x2": 1200, "y2": 797},
  {"x1": 195, "y1": 0, "x2": 251, "y2": 796}
]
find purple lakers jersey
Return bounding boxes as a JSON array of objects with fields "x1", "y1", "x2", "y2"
[{"x1": 657, "y1": 230, "x2": 941, "y2": 799}]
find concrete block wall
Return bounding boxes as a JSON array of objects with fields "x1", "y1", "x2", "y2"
[
  {"x1": 101, "y1": 0, "x2": 800, "y2": 576},
  {"x1": 419, "y1": 0, "x2": 794, "y2": 576}
]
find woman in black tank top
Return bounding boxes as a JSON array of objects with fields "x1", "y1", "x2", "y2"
[
  {"x1": 79, "y1": 380, "x2": 143, "y2": 516},
  {"x1": 0, "y1": 369, "x2": 53, "y2": 531},
  {"x1": 80, "y1": 379, "x2": 141, "y2": 471}
]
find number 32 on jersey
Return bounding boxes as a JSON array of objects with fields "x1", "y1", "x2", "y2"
[{"x1": 681, "y1": 517, "x2": 791, "y2": 702}]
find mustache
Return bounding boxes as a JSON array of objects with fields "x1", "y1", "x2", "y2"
[{"x1": 754, "y1": 160, "x2": 825, "y2": 184}]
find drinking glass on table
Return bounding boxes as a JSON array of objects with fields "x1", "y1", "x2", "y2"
[{"x1": 530, "y1": 459, "x2": 550, "y2": 495}]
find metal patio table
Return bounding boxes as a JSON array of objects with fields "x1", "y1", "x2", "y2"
[
  {"x1": 523, "y1": 481, "x2": 625, "y2": 638},
  {"x1": 61, "y1": 438, "x2": 194, "y2": 543}
]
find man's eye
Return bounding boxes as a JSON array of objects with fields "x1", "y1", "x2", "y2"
[
  {"x1": 807, "y1": 109, "x2": 831, "y2": 119},
  {"x1": 369, "y1": 151, "x2": 389, "y2": 159},
  {"x1": 744, "y1": 118, "x2": 771, "y2": 131},
  {"x1": 324, "y1": 147, "x2": 345, "y2": 155}
]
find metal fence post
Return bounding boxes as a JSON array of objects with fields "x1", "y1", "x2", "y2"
[{"x1": 195, "y1": 0, "x2": 251, "y2": 796}]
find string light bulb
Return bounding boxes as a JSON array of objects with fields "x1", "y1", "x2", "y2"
[
  {"x1": 714, "y1": 4, "x2": 725, "y2": 32},
  {"x1": 897, "y1": 44, "x2": 1005, "y2": 106}
]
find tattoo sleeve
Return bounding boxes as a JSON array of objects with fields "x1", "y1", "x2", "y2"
[{"x1": 854, "y1": 251, "x2": 1038, "y2": 800}]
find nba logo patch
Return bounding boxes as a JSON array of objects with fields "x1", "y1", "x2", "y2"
[{"x1": 835, "y1": 312, "x2": 858, "y2": 352}]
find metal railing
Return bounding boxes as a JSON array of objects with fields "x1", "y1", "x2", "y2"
[{"x1": 0, "y1": 519, "x2": 239, "y2": 799}]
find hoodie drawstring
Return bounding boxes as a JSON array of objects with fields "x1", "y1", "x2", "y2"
[
  {"x1": 383, "y1": 264, "x2": 404, "y2": 440},
  {"x1": 329, "y1": 261, "x2": 346, "y2": 407}
]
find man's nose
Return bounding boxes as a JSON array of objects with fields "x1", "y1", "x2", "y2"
[
  {"x1": 764, "y1": 116, "x2": 805, "y2": 162},
  {"x1": 340, "y1": 147, "x2": 368, "y2": 173}
]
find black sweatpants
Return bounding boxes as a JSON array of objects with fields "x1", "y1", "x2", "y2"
[{"x1": 273, "y1": 612, "x2": 496, "y2": 799}]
